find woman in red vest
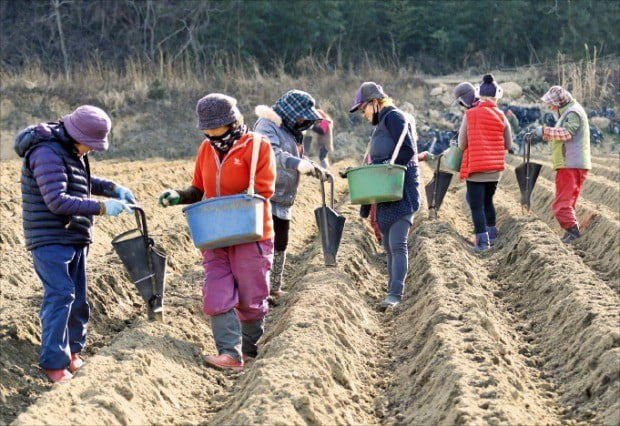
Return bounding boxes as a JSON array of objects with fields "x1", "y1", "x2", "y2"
[{"x1": 458, "y1": 74, "x2": 513, "y2": 251}]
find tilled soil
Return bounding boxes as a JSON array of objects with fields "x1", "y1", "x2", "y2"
[{"x1": 0, "y1": 149, "x2": 618, "y2": 425}]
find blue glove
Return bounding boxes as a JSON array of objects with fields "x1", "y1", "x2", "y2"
[
  {"x1": 103, "y1": 199, "x2": 131, "y2": 216},
  {"x1": 114, "y1": 185, "x2": 136, "y2": 204}
]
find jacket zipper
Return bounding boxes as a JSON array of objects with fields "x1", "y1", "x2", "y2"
[{"x1": 213, "y1": 137, "x2": 249, "y2": 197}]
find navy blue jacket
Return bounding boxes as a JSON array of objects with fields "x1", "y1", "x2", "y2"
[
  {"x1": 370, "y1": 107, "x2": 421, "y2": 231},
  {"x1": 15, "y1": 123, "x2": 115, "y2": 250}
]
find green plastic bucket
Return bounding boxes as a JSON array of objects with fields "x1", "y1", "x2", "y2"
[
  {"x1": 346, "y1": 164, "x2": 406, "y2": 204},
  {"x1": 443, "y1": 145, "x2": 463, "y2": 172}
]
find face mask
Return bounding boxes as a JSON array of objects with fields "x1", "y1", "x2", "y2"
[
  {"x1": 294, "y1": 120, "x2": 314, "y2": 132},
  {"x1": 371, "y1": 104, "x2": 379, "y2": 126},
  {"x1": 206, "y1": 125, "x2": 244, "y2": 152}
]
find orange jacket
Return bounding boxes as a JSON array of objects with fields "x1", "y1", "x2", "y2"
[
  {"x1": 460, "y1": 101, "x2": 506, "y2": 179},
  {"x1": 192, "y1": 132, "x2": 277, "y2": 240}
]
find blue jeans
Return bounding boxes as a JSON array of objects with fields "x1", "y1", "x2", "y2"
[
  {"x1": 466, "y1": 181, "x2": 498, "y2": 234},
  {"x1": 32, "y1": 244, "x2": 89, "y2": 369},
  {"x1": 381, "y1": 215, "x2": 413, "y2": 300}
]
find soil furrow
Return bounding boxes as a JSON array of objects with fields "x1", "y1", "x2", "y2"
[
  {"x1": 2, "y1": 154, "x2": 618, "y2": 425},
  {"x1": 511, "y1": 155, "x2": 620, "y2": 217},
  {"x1": 502, "y1": 159, "x2": 620, "y2": 290}
]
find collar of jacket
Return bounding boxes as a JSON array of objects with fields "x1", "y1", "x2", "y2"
[
  {"x1": 558, "y1": 99, "x2": 576, "y2": 115},
  {"x1": 378, "y1": 105, "x2": 397, "y2": 121},
  {"x1": 255, "y1": 105, "x2": 283, "y2": 126}
]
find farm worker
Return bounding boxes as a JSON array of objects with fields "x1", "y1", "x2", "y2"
[
  {"x1": 366, "y1": 148, "x2": 429, "y2": 246},
  {"x1": 309, "y1": 108, "x2": 335, "y2": 169},
  {"x1": 254, "y1": 90, "x2": 329, "y2": 300},
  {"x1": 504, "y1": 109, "x2": 520, "y2": 135},
  {"x1": 14, "y1": 105, "x2": 136, "y2": 383},
  {"x1": 453, "y1": 81, "x2": 479, "y2": 109},
  {"x1": 457, "y1": 74, "x2": 513, "y2": 251},
  {"x1": 350, "y1": 82, "x2": 421, "y2": 310},
  {"x1": 533, "y1": 86, "x2": 591, "y2": 243},
  {"x1": 158, "y1": 94, "x2": 276, "y2": 371}
]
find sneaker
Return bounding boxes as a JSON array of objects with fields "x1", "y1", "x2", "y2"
[
  {"x1": 44, "y1": 368, "x2": 73, "y2": 383},
  {"x1": 203, "y1": 354, "x2": 243, "y2": 371},
  {"x1": 68, "y1": 353, "x2": 84, "y2": 374},
  {"x1": 379, "y1": 295, "x2": 401, "y2": 311}
]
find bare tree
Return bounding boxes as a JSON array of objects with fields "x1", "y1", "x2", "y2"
[{"x1": 50, "y1": 0, "x2": 70, "y2": 79}]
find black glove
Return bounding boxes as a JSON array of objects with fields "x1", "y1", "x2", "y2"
[
  {"x1": 313, "y1": 166, "x2": 330, "y2": 181},
  {"x1": 339, "y1": 167, "x2": 353, "y2": 179},
  {"x1": 360, "y1": 204, "x2": 371, "y2": 218}
]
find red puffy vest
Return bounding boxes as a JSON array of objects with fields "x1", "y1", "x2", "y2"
[{"x1": 460, "y1": 101, "x2": 506, "y2": 179}]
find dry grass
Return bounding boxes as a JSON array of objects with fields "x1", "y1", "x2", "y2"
[
  {"x1": 1, "y1": 53, "x2": 617, "y2": 162},
  {"x1": 555, "y1": 46, "x2": 617, "y2": 108}
]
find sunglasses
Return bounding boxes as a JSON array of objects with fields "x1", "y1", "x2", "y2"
[{"x1": 358, "y1": 101, "x2": 371, "y2": 112}]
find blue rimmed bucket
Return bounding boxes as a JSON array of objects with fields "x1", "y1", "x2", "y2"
[{"x1": 183, "y1": 194, "x2": 265, "y2": 250}]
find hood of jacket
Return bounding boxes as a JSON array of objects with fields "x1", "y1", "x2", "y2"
[
  {"x1": 14, "y1": 122, "x2": 73, "y2": 158},
  {"x1": 255, "y1": 105, "x2": 283, "y2": 127}
]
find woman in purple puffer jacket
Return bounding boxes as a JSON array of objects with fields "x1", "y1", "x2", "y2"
[{"x1": 14, "y1": 105, "x2": 136, "y2": 383}]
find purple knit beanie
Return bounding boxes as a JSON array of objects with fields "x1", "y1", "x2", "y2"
[
  {"x1": 62, "y1": 105, "x2": 111, "y2": 151},
  {"x1": 477, "y1": 74, "x2": 503, "y2": 99}
]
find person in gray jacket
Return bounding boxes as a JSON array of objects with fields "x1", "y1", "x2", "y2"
[{"x1": 254, "y1": 90, "x2": 328, "y2": 299}]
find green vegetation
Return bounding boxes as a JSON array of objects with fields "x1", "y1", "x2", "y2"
[
  {"x1": 1, "y1": 0, "x2": 618, "y2": 75},
  {"x1": 1, "y1": 1, "x2": 618, "y2": 160}
]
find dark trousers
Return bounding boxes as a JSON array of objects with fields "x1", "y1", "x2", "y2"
[
  {"x1": 466, "y1": 181, "x2": 498, "y2": 234},
  {"x1": 380, "y1": 216, "x2": 412, "y2": 299},
  {"x1": 272, "y1": 215, "x2": 290, "y2": 252},
  {"x1": 32, "y1": 244, "x2": 90, "y2": 369}
]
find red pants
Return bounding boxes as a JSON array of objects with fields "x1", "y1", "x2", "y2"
[
  {"x1": 369, "y1": 204, "x2": 382, "y2": 243},
  {"x1": 553, "y1": 168, "x2": 588, "y2": 230}
]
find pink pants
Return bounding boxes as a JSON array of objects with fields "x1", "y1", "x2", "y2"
[
  {"x1": 201, "y1": 239, "x2": 273, "y2": 321},
  {"x1": 553, "y1": 168, "x2": 588, "y2": 230}
]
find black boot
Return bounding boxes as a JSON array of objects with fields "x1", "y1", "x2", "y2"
[
  {"x1": 270, "y1": 250, "x2": 287, "y2": 298},
  {"x1": 241, "y1": 319, "x2": 264, "y2": 359},
  {"x1": 561, "y1": 226, "x2": 580, "y2": 244}
]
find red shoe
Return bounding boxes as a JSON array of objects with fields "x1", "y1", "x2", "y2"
[
  {"x1": 241, "y1": 354, "x2": 255, "y2": 362},
  {"x1": 203, "y1": 354, "x2": 243, "y2": 371},
  {"x1": 68, "y1": 353, "x2": 84, "y2": 374},
  {"x1": 44, "y1": 368, "x2": 73, "y2": 383}
]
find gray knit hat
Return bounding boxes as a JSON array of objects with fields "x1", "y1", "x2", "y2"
[
  {"x1": 453, "y1": 82, "x2": 476, "y2": 108},
  {"x1": 196, "y1": 93, "x2": 241, "y2": 130}
]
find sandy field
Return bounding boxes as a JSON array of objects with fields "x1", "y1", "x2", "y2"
[{"x1": 0, "y1": 147, "x2": 618, "y2": 425}]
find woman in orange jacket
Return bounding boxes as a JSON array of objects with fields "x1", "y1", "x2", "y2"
[
  {"x1": 458, "y1": 75, "x2": 513, "y2": 251},
  {"x1": 159, "y1": 93, "x2": 276, "y2": 371}
]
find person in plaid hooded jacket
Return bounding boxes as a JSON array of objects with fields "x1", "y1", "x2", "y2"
[
  {"x1": 254, "y1": 90, "x2": 329, "y2": 299},
  {"x1": 534, "y1": 86, "x2": 591, "y2": 243}
]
